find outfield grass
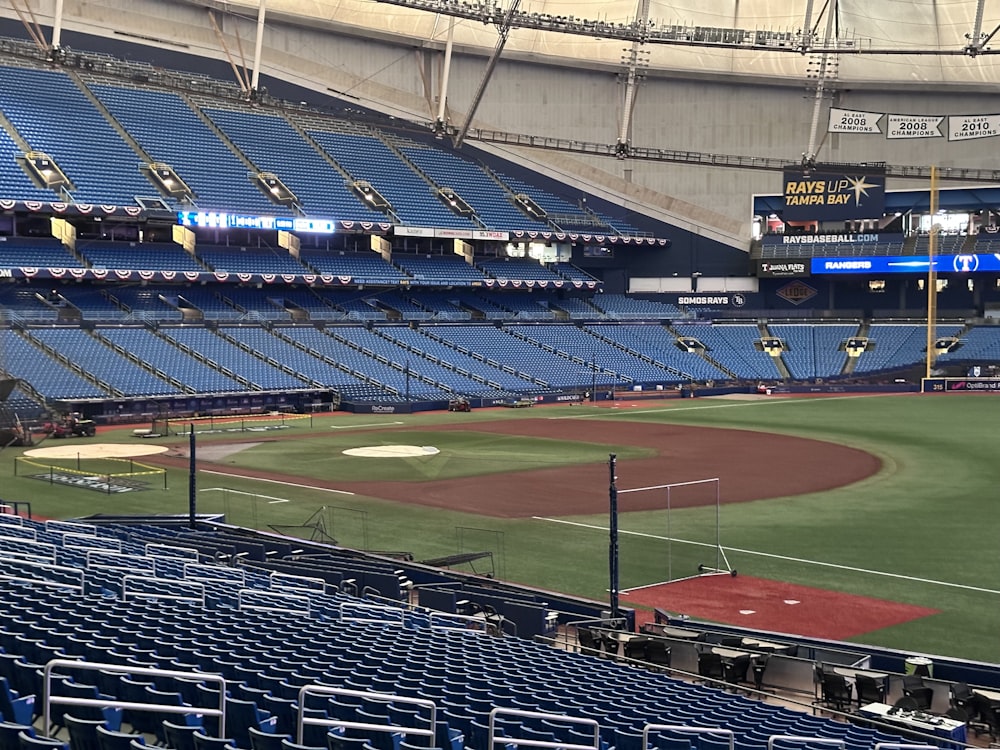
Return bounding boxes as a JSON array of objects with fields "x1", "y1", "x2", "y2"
[{"x1": 4, "y1": 394, "x2": 999, "y2": 662}]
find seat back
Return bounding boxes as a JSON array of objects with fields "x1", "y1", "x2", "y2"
[{"x1": 855, "y1": 674, "x2": 885, "y2": 705}]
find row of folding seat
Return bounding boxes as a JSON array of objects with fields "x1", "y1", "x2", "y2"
[{"x1": 1, "y1": 519, "x2": 913, "y2": 750}]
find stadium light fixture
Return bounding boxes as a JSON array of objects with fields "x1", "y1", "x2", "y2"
[
  {"x1": 351, "y1": 180, "x2": 392, "y2": 210},
  {"x1": 437, "y1": 187, "x2": 474, "y2": 216},
  {"x1": 23, "y1": 151, "x2": 70, "y2": 189},
  {"x1": 256, "y1": 172, "x2": 299, "y2": 207},
  {"x1": 147, "y1": 162, "x2": 194, "y2": 200}
]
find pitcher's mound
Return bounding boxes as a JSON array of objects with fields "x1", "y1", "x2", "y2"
[
  {"x1": 343, "y1": 445, "x2": 440, "y2": 458},
  {"x1": 24, "y1": 443, "x2": 169, "y2": 459}
]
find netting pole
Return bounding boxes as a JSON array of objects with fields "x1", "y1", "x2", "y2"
[
  {"x1": 666, "y1": 485, "x2": 672, "y2": 583},
  {"x1": 188, "y1": 424, "x2": 197, "y2": 529},
  {"x1": 715, "y1": 480, "x2": 721, "y2": 573},
  {"x1": 609, "y1": 453, "x2": 620, "y2": 619}
]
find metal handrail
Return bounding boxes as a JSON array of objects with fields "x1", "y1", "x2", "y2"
[
  {"x1": 645, "y1": 726, "x2": 733, "y2": 750},
  {"x1": 297, "y1": 685, "x2": 436, "y2": 746},
  {"x1": 42, "y1": 659, "x2": 227, "y2": 738},
  {"x1": 488, "y1": 707, "x2": 600, "y2": 750}
]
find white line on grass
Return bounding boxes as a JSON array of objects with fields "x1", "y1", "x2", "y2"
[
  {"x1": 545, "y1": 394, "x2": 879, "y2": 420},
  {"x1": 199, "y1": 470, "x2": 355, "y2": 495},
  {"x1": 532, "y1": 516, "x2": 1000, "y2": 596},
  {"x1": 201, "y1": 487, "x2": 290, "y2": 504},
  {"x1": 331, "y1": 421, "x2": 405, "y2": 429}
]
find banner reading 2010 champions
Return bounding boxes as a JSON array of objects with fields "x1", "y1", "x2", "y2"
[{"x1": 782, "y1": 168, "x2": 885, "y2": 221}]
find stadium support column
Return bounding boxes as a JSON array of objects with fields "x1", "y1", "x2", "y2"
[
  {"x1": 51, "y1": 0, "x2": 65, "y2": 53},
  {"x1": 434, "y1": 18, "x2": 456, "y2": 135},
  {"x1": 615, "y1": 0, "x2": 651, "y2": 158},
  {"x1": 925, "y1": 166, "x2": 939, "y2": 380},
  {"x1": 250, "y1": 0, "x2": 267, "y2": 98},
  {"x1": 454, "y1": 0, "x2": 520, "y2": 148},
  {"x1": 608, "y1": 454, "x2": 620, "y2": 619},
  {"x1": 964, "y1": 0, "x2": 989, "y2": 55},
  {"x1": 802, "y1": 0, "x2": 838, "y2": 166}
]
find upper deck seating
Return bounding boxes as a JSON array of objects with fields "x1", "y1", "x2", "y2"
[
  {"x1": 399, "y1": 144, "x2": 550, "y2": 231},
  {"x1": 0, "y1": 66, "x2": 164, "y2": 206},
  {"x1": 89, "y1": 84, "x2": 288, "y2": 214},
  {"x1": 203, "y1": 108, "x2": 388, "y2": 222},
  {"x1": 307, "y1": 129, "x2": 472, "y2": 228},
  {"x1": 0, "y1": 126, "x2": 60, "y2": 201}
]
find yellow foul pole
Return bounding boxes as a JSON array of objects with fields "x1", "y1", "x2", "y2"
[{"x1": 925, "y1": 165, "x2": 938, "y2": 380}]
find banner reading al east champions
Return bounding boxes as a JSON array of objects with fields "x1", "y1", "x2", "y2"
[{"x1": 782, "y1": 169, "x2": 885, "y2": 221}]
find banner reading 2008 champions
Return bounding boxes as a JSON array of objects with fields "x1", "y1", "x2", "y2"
[{"x1": 782, "y1": 168, "x2": 885, "y2": 221}]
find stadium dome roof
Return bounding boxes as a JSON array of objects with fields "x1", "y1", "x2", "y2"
[{"x1": 217, "y1": 0, "x2": 1000, "y2": 85}]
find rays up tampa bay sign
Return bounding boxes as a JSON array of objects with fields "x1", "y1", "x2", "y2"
[{"x1": 782, "y1": 166, "x2": 885, "y2": 221}]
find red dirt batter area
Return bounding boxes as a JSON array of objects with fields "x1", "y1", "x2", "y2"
[
  {"x1": 624, "y1": 575, "x2": 940, "y2": 640},
  {"x1": 316, "y1": 419, "x2": 882, "y2": 518}
]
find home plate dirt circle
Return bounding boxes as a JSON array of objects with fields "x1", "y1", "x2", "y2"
[
  {"x1": 342, "y1": 445, "x2": 441, "y2": 458},
  {"x1": 23, "y1": 443, "x2": 170, "y2": 459}
]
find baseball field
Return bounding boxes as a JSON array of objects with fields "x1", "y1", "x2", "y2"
[{"x1": 4, "y1": 392, "x2": 998, "y2": 663}]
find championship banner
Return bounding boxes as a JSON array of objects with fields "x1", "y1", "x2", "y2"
[
  {"x1": 828, "y1": 108, "x2": 882, "y2": 134},
  {"x1": 948, "y1": 114, "x2": 1000, "y2": 141},
  {"x1": 783, "y1": 169, "x2": 885, "y2": 221},
  {"x1": 886, "y1": 114, "x2": 943, "y2": 139}
]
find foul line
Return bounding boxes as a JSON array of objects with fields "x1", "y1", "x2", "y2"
[
  {"x1": 546, "y1": 394, "x2": 878, "y2": 420},
  {"x1": 202, "y1": 487, "x2": 290, "y2": 504},
  {"x1": 532, "y1": 516, "x2": 1000, "y2": 596},
  {"x1": 331, "y1": 421, "x2": 405, "y2": 429},
  {"x1": 199, "y1": 469, "x2": 355, "y2": 495}
]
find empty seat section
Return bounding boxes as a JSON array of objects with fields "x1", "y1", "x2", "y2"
[
  {"x1": 398, "y1": 143, "x2": 550, "y2": 231},
  {"x1": 767, "y1": 324, "x2": 856, "y2": 379},
  {"x1": 202, "y1": 108, "x2": 388, "y2": 221},
  {"x1": 586, "y1": 323, "x2": 727, "y2": 382},
  {"x1": 307, "y1": 129, "x2": 469, "y2": 227},
  {"x1": 27, "y1": 327, "x2": 181, "y2": 396},
  {"x1": 0, "y1": 66, "x2": 164, "y2": 206},
  {"x1": 95, "y1": 327, "x2": 250, "y2": 393},
  {"x1": 77, "y1": 241, "x2": 205, "y2": 272},
  {"x1": 671, "y1": 323, "x2": 779, "y2": 380},
  {"x1": 0, "y1": 328, "x2": 110, "y2": 399},
  {"x1": 89, "y1": 84, "x2": 287, "y2": 214},
  {"x1": 156, "y1": 327, "x2": 312, "y2": 391}
]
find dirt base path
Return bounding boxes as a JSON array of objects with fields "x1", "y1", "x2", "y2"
[{"x1": 170, "y1": 418, "x2": 881, "y2": 518}]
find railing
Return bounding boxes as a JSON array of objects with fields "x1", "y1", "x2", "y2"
[
  {"x1": 121, "y1": 574, "x2": 206, "y2": 605},
  {"x1": 488, "y1": 708, "x2": 600, "y2": 750},
  {"x1": 297, "y1": 686, "x2": 435, "y2": 746},
  {"x1": 767, "y1": 737, "x2": 844, "y2": 750},
  {"x1": 0, "y1": 559, "x2": 83, "y2": 590},
  {"x1": 645, "y1": 725, "x2": 734, "y2": 750},
  {"x1": 237, "y1": 587, "x2": 311, "y2": 615},
  {"x1": 42, "y1": 659, "x2": 227, "y2": 738}
]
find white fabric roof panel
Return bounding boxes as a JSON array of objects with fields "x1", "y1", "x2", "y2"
[{"x1": 235, "y1": 0, "x2": 1000, "y2": 84}]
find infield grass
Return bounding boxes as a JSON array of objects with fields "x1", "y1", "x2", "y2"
[{"x1": 4, "y1": 393, "x2": 999, "y2": 662}]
